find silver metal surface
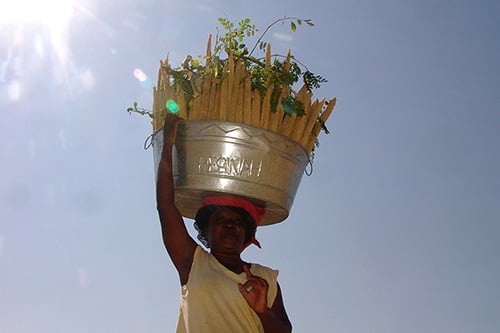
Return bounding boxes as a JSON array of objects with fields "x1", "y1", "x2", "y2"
[{"x1": 152, "y1": 120, "x2": 308, "y2": 225}]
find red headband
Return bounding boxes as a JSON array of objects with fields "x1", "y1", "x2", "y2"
[{"x1": 201, "y1": 195, "x2": 266, "y2": 251}]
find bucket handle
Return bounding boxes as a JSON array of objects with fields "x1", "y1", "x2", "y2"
[
  {"x1": 143, "y1": 133, "x2": 154, "y2": 150},
  {"x1": 304, "y1": 158, "x2": 313, "y2": 176}
]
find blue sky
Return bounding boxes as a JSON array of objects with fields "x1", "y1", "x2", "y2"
[{"x1": 0, "y1": 0, "x2": 499, "y2": 332}]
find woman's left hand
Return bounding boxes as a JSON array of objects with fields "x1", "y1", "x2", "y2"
[{"x1": 238, "y1": 265, "x2": 269, "y2": 314}]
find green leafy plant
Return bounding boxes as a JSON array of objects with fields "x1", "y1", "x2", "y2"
[
  {"x1": 128, "y1": 16, "x2": 335, "y2": 158},
  {"x1": 127, "y1": 101, "x2": 153, "y2": 117},
  {"x1": 211, "y1": 16, "x2": 327, "y2": 115}
]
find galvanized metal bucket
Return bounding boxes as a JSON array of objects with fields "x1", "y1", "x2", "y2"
[{"x1": 152, "y1": 121, "x2": 308, "y2": 225}]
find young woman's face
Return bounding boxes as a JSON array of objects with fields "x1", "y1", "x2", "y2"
[{"x1": 205, "y1": 207, "x2": 247, "y2": 253}]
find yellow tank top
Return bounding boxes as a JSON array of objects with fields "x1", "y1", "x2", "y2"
[{"x1": 175, "y1": 246, "x2": 279, "y2": 333}]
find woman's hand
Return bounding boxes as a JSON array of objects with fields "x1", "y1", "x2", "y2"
[
  {"x1": 238, "y1": 265, "x2": 269, "y2": 314},
  {"x1": 162, "y1": 113, "x2": 183, "y2": 146}
]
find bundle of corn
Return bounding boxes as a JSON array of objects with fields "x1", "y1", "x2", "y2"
[{"x1": 152, "y1": 30, "x2": 335, "y2": 156}]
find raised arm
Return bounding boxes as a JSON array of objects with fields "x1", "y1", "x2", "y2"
[{"x1": 156, "y1": 113, "x2": 197, "y2": 285}]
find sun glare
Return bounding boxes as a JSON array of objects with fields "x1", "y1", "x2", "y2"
[
  {"x1": 0, "y1": 0, "x2": 75, "y2": 25},
  {"x1": 0, "y1": 0, "x2": 96, "y2": 103}
]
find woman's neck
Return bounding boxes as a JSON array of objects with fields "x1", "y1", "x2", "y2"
[{"x1": 212, "y1": 251, "x2": 247, "y2": 274}]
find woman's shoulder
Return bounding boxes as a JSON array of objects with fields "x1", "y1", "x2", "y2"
[
  {"x1": 250, "y1": 262, "x2": 279, "y2": 281},
  {"x1": 193, "y1": 244, "x2": 210, "y2": 260}
]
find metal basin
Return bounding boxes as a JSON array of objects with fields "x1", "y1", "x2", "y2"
[{"x1": 152, "y1": 121, "x2": 308, "y2": 225}]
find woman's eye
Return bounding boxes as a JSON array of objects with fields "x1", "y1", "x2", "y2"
[{"x1": 216, "y1": 219, "x2": 243, "y2": 226}]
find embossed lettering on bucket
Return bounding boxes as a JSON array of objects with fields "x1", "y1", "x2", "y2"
[{"x1": 152, "y1": 120, "x2": 308, "y2": 225}]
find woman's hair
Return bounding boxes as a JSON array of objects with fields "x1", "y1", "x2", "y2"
[{"x1": 194, "y1": 205, "x2": 256, "y2": 248}]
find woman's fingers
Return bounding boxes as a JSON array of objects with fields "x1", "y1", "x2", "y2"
[
  {"x1": 239, "y1": 268, "x2": 268, "y2": 293},
  {"x1": 163, "y1": 113, "x2": 183, "y2": 145},
  {"x1": 238, "y1": 269, "x2": 269, "y2": 313},
  {"x1": 238, "y1": 281, "x2": 252, "y2": 293},
  {"x1": 243, "y1": 264, "x2": 252, "y2": 278}
]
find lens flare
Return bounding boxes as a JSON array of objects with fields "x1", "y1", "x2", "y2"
[
  {"x1": 7, "y1": 80, "x2": 22, "y2": 102},
  {"x1": 133, "y1": 68, "x2": 147, "y2": 81},
  {"x1": 133, "y1": 68, "x2": 152, "y2": 88},
  {"x1": 166, "y1": 99, "x2": 180, "y2": 114},
  {"x1": 282, "y1": 101, "x2": 299, "y2": 115},
  {"x1": 77, "y1": 267, "x2": 89, "y2": 288}
]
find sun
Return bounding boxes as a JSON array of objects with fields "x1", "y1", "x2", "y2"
[
  {"x1": 0, "y1": 0, "x2": 75, "y2": 27},
  {"x1": 0, "y1": 0, "x2": 89, "y2": 102}
]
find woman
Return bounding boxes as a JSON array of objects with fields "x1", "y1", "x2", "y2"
[{"x1": 156, "y1": 113, "x2": 292, "y2": 333}]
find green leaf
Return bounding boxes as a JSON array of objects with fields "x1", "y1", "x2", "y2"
[{"x1": 291, "y1": 22, "x2": 296, "y2": 32}]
